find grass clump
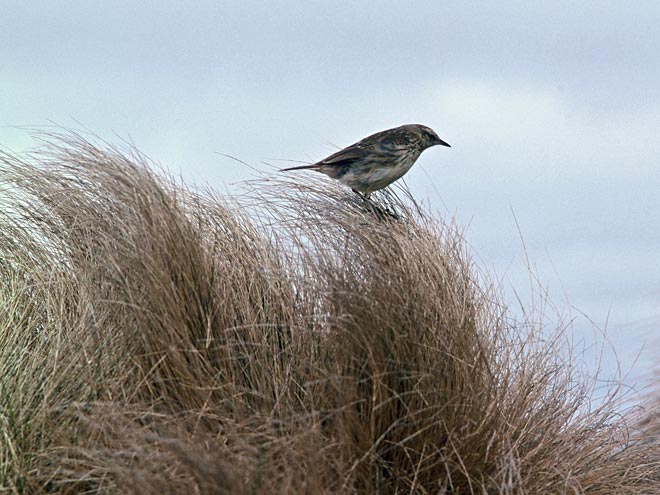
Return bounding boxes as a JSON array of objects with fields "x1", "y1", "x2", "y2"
[{"x1": 0, "y1": 132, "x2": 658, "y2": 494}]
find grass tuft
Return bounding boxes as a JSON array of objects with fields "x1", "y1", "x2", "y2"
[{"x1": 0, "y1": 133, "x2": 658, "y2": 493}]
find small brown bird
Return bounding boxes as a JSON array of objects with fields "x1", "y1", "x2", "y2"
[{"x1": 281, "y1": 124, "x2": 450, "y2": 198}]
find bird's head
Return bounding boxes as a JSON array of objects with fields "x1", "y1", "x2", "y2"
[{"x1": 413, "y1": 124, "x2": 451, "y2": 149}]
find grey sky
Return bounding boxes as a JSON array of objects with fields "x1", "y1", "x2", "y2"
[{"x1": 2, "y1": 1, "x2": 659, "y2": 391}]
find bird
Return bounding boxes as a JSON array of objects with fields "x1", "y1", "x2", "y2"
[{"x1": 280, "y1": 124, "x2": 450, "y2": 198}]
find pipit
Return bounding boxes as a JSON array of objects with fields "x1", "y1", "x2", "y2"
[{"x1": 281, "y1": 124, "x2": 450, "y2": 198}]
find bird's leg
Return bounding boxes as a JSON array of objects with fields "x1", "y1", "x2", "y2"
[
  {"x1": 351, "y1": 189, "x2": 373, "y2": 201},
  {"x1": 352, "y1": 189, "x2": 399, "y2": 221}
]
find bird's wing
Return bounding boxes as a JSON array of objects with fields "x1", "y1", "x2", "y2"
[
  {"x1": 316, "y1": 143, "x2": 370, "y2": 167},
  {"x1": 313, "y1": 127, "x2": 408, "y2": 167}
]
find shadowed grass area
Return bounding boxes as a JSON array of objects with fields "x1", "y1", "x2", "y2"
[{"x1": 0, "y1": 133, "x2": 658, "y2": 494}]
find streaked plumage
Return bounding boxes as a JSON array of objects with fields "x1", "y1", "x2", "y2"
[{"x1": 281, "y1": 124, "x2": 450, "y2": 198}]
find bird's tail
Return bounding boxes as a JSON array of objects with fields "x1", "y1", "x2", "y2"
[{"x1": 279, "y1": 163, "x2": 319, "y2": 172}]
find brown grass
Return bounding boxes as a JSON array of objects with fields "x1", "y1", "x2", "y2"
[{"x1": 0, "y1": 132, "x2": 658, "y2": 494}]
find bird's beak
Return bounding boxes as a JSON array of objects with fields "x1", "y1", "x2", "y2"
[{"x1": 435, "y1": 136, "x2": 451, "y2": 147}]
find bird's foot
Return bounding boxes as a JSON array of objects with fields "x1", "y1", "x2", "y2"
[{"x1": 352, "y1": 189, "x2": 399, "y2": 221}]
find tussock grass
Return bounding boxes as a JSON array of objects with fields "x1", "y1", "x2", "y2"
[{"x1": 0, "y1": 133, "x2": 658, "y2": 494}]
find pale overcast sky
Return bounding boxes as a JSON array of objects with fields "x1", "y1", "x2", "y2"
[{"x1": 2, "y1": 1, "x2": 659, "y2": 393}]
